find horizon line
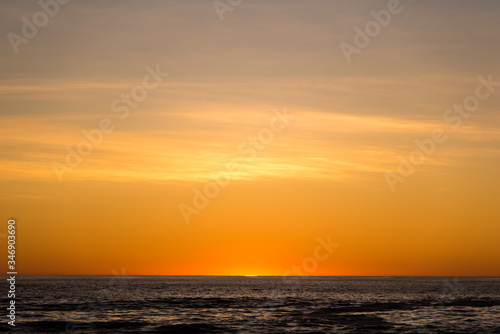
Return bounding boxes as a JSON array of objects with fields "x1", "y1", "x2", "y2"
[{"x1": 4, "y1": 274, "x2": 500, "y2": 278}]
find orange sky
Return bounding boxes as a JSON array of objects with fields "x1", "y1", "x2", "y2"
[{"x1": 1, "y1": 0, "x2": 500, "y2": 276}]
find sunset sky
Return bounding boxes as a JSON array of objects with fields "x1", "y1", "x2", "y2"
[{"x1": 1, "y1": 0, "x2": 499, "y2": 276}]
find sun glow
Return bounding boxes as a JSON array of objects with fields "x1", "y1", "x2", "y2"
[{"x1": 2, "y1": 0, "x2": 500, "y2": 277}]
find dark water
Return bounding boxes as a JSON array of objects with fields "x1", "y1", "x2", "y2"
[{"x1": 1, "y1": 276, "x2": 500, "y2": 333}]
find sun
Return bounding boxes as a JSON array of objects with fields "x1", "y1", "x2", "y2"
[{"x1": 225, "y1": 267, "x2": 273, "y2": 276}]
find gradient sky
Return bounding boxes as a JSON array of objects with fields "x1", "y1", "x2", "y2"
[{"x1": 1, "y1": 0, "x2": 499, "y2": 276}]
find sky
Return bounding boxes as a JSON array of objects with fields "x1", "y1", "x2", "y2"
[{"x1": 1, "y1": 0, "x2": 499, "y2": 276}]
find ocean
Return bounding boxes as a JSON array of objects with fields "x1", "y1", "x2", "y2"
[{"x1": 2, "y1": 276, "x2": 499, "y2": 333}]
